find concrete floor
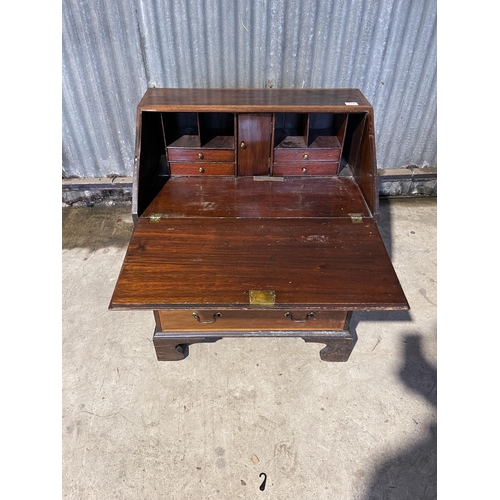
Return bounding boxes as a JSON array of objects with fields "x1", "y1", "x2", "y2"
[{"x1": 62, "y1": 197, "x2": 436, "y2": 499}]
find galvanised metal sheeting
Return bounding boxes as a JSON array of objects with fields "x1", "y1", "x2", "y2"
[{"x1": 62, "y1": 0, "x2": 436, "y2": 178}]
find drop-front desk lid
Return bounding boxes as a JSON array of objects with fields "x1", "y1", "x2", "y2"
[{"x1": 109, "y1": 177, "x2": 409, "y2": 311}]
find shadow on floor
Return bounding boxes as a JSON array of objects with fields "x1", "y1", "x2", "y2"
[
  {"x1": 62, "y1": 205, "x2": 134, "y2": 251},
  {"x1": 362, "y1": 333, "x2": 437, "y2": 499}
]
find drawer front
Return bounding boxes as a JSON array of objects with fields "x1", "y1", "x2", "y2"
[
  {"x1": 169, "y1": 162, "x2": 235, "y2": 176},
  {"x1": 273, "y1": 148, "x2": 340, "y2": 163},
  {"x1": 167, "y1": 148, "x2": 235, "y2": 162},
  {"x1": 273, "y1": 162, "x2": 339, "y2": 176},
  {"x1": 156, "y1": 309, "x2": 348, "y2": 332}
]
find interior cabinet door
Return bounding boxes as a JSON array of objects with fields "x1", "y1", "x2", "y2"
[{"x1": 237, "y1": 114, "x2": 272, "y2": 176}]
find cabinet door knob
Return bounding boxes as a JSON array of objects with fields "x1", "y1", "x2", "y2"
[
  {"x1": 303, "y1": 153, "x2": 309, "y2": 160},
  {"x1": 198, "y1": 153, "x2": 204, "y2": 159},
  {"x1": 198, "y1": 167, "x2": 205, "y2": 173},
  {"x1": 301, "y1": 167, "x2": 307, "y2": 173},
  {"x1": 240, "y1": 141, "x2": 247, "y2": 149}
]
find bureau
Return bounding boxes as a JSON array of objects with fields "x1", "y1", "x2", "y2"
[{"x1": 109, "y1": 88, "x2": 409, "y2": 362}]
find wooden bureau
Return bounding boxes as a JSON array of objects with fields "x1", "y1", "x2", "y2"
[{"x1": 109, "y1": 88, "x2": 409, "y2": 362}]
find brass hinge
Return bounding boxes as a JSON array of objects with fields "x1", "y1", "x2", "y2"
[
  {"x1": 349, "y1": 213, "x2": 363, "y2": 223},
  {"x1": 149, "y1": 214, "x2": 162, "y2": 223}
]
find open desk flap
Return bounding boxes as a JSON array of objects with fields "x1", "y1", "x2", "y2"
[{"x1": 109, "y1": 216, "x2": 409, "y2": 311}]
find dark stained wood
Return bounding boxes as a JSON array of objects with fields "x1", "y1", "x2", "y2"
[
  {"x1": 309, "y1": 136, "x2": 342, "y2": 150},
  {"x1": 302, "y1": 333, "x2": 354, "y2": 362},
  {"x1": 273, "y1": 163, "x2": 339, "y2": 176},
  {"x1": 237, "y1": 114, "x2": 272, "y2": 176},
  {"x1": 109, "y1": 217, "x2": 409, "y2": 311},
  {"x1": 152, "y1": 331, "x2": 353, "y2": 362},
  {"x1": 138, "y1": 88, "x2": 372, "y2": 112},
  {"x1": 156, "y1": 309, "x2": 348, "y2": 332},
  {"x1": 203, "y1": 136, "x2": 235, "y2": 149},
  {"x1": 119, "y1": 88, "x2": 404, "y2": 362},
  {"x1": 274, "y1": 145, "x2": 340, "y2": 162},
  {"x1": 347, "y1": 111, "x2": 379, "y2": 218},
  {"x1": 134, "y1": 111, "x2": 169, "y2": 218},
  {"x1": 275, "y1": 136, "x2": 308, "y2": 149},
  {"x1": 141, "y1": 177, "x2": 370, "y2": 218},
  {"x1": 167, "y1": 147, "x2": 234, "y2": 162},
  {"x1": 167, "y1": 134, "x2": 201, "y2": 148},
  {"x1": 153, "y1": 334, "x2": 220, "y2": 361},
  {"x1": 169, "y1": 163, "x2": 235, "y2": 176},
  {"x1": 153, "y1": 332, "x2": 353, "y2": 362}
]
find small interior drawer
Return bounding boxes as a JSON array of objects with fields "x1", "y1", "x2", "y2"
[
  {"x1": 169, "y1": 162, "x2": 235, "y2": 176},
  {"x1": 274, "y1": 147, "x2": 340, "y2": 163},
  {"x1": 168, "y1": 148, "x2": 235, "y2": 162},
  {"x1": 156, "y1": 309, "x2": 348, "y2": 332},
  {"x1": 273, "y1": 162, "x2": 339, "y2": 176}
]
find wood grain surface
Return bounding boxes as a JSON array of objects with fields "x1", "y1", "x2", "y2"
[
  {"x1": 109, "y1": 217, "x2": 409, "y2": 311},
  {"x1": 156, "y1": 309, "x2": 348, "y2": 332},
  {"x1": 169, "y1": 163, "x2": 235, "y2": 176},
  {"x1": 237, "y1": 114, "x2": 272, "y2": 176},
  {"x1": 141, "y1": 177, "x2": 370, "y2": 218},
  {"x1": 272, "y1": 163, "x2": 339, "y2": 176},
  {"x1": 138, "y1": 88, "x2": 372, "y2": 112}
]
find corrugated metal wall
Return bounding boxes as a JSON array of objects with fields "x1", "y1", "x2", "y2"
[{"x1": 62, "y1": 0, "x2": 436, "y2": 178}]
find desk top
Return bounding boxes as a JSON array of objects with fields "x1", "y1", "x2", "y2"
[
  {"x1": 110, "y1": 216, "x2": 408, "y2": 311},
  {"x1": 142, "y1": 176, "x2": 371, "y2": 219},
  {"x1": 138, "y1": 88, "x2": 372, "y2": 112}
]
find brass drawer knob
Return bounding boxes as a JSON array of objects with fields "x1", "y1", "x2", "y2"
[
  {"x1": 240, "y1": 141, "x2": 247, "y2": 149},
  {"x1": 198, "y1": 167, "x2": 205, "y2": 173},
  {"x1": 303, "y1": 153, "x2": 309, "y2": 160},
  {"x1": 301, "y1": 167, "x2": 307, "y2": 173},
  {"x1": 198, "y1": 153, "x2": 204, "y2": 159}
]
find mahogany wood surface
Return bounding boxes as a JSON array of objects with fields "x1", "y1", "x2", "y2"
[
  {"x1": 274, "y1": 146, "x2": 340, "y2": 162},
  {"x1": 138, "y1": 88, "x2": 372, "y2": 112},
  {"x1": 169, "y1": 163, "x2": 235, "y2": 176},
  {"x1": 302, "y1": 334, "x2": 354, "y2": 362},
  {"x1": 156, "y1": 310, "x2": 348, "y2": 332},
  {"x1": 272, "y1": 163, "x2": 339, "y2": 176},
  {"x1": 153, "y1": 333, "x2": 354, "y2": 362},
  {"x1": 120, "y1": 88, "x2": 402, "y2": 362},
  {"x1": 141, "y1": 177, "x2": 370, "y2": 219},
  {"x1": 237, "y1": 114, "x2": 272, "y2": 176},
  {"x1": 109, "y1": 217, "x2": 409, "y2": 311},
  {"x1": 351, "y1": 112, "x2": 379, "y2": 218},
  {"x1": 168, "y1": 148, "x2": 234, "y2": 162}
]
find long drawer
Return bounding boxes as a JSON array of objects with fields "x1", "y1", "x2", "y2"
[
  {"x1": 156, "y1": 309, "x2": 349, "y2": 332},
  {"x1": 169, "y1": 162, "x2": 235, "y2": 176}
]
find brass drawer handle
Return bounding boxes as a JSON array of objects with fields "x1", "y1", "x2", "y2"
[
  {"x1": 198, "y1": 153, "x2": 204, "y2": 159},
  {"x1": 192, "y1": 312, "x2": 222, "y2": 324},
  {"x1": 198, "y1": 167, "x2": 205, "y2": 173},
  {"x1": 240, "y1": 141, "x2": 247, "y2": 149},
  {"x1": 284, "y1": 311, "x2": 315, "y2": 322},
  {"x1": 301, "y1": 167, "x2": 307, "y2": 173},
  {"x1": 303, "y1": 153, "x2": 309, "y2": 160}
]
